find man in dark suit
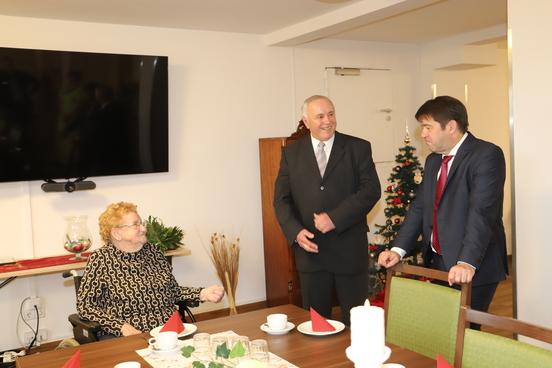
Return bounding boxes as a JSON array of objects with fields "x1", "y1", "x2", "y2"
[
  {"x1": 274, "y1": 95, "x2": 381, "y2": 325},
  {"x1": 378, "y1": 95, "x2": 508, "y2": 314}
]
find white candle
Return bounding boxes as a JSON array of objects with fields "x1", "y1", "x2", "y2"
[{"x1": 349, "y1": 300, "x2": 385, "y2": 362}]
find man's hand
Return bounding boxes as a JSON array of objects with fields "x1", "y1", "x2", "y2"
[
  {"x1": 378, "y1": 250, "x2": 401, "y2": 268},
  {"x1": 200, "y1": 285, "x2": 225, "y2": 303},
  {"x1": 120, "y1": 323, "x2": 141, "y2": 336},
  {"x1": 296, "y1": 229, "x2": 319, "y2": 253},
  {"x1": 313, "y1": 212, "x2": 335, "y2": 234},
  {"x1": 448, "y1": 264, "x2": 476, "y2": 286}
]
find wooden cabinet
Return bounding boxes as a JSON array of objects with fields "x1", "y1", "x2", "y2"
[
  {"x1": 259, "y1": 137, "x2": 301, "y2": 307},
  {"x1": 259, "y1": 123, "x2": 309, "y2": 307}
]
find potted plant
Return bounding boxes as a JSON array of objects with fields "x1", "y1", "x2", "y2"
[{"x1": 145, "y1": 216, "x2": 184, "y2": 252}]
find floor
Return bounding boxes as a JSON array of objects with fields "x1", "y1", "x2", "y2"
[{"x1": 483, "y1": 269, "x2": 513, "y2": 337}]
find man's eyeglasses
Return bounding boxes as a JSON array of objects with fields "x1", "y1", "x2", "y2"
[{"x1": 115, "y1": 220, "x2": 147, "y2": 229}]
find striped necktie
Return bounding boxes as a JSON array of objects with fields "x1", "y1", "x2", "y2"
[{"x1": 316, "y1": 141, "x2": 327, "y2": 177}]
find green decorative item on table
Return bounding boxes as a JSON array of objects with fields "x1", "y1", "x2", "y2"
[
  {"x1": 183, "y1": 340, "x2": 249, "y2": 368},
  {"x1": 145, "y1": 215, "x2": 184, "y2": 252}
]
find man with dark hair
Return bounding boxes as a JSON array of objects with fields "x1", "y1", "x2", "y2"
[
  {"x1": 378, "y1": 95, "x2": 508, "y2": 315},
  {"x1": 274, "y1": 95, "x2": 381, "y2": 325}
]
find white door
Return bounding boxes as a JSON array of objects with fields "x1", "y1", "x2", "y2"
[
  {"x1": 326, "y1": 68, "x2": 396, "y2": 231},
  {"x1": 326, "y1": 69, "x2": 394, "y2": 163}
]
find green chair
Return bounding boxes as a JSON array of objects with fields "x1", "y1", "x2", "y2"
[
  {"x1": 384, "y1": 263, "x2": 471, "y2": 364},
  {"x1": 455, "y1": 306, "x2": 552, "y2": 368}
]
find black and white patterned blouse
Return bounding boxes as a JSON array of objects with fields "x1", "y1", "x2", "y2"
[{"x1": 77, "y1": 242, "x2": 202, "y2": 336}]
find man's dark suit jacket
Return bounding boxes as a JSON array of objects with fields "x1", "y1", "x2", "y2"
[
  {"x1": 393, "y1": 132, "x2": 508, "y2": 286},
  {"x1": 273, "y1": 132, "x2": 381, "y2": 275}
]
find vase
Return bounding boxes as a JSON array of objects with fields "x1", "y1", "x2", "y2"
[{"x1": 63, "y1": 216, "x2": 92, "y2": 260}]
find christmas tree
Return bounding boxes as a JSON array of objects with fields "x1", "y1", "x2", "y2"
[{"x1": 368, "y1": 132, "x2": 424, "y2": 296}]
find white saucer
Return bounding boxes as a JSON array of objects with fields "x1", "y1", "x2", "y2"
[
  {"x1": 150, "y1": 323, "x2": 197, "y2": 338},
  {"x1": 297, "y1": 320, "x2": 345, "y2": 336},
  {"x1": 260, "y1": 322, "x2": 295, "y2": 335},
  {"x1": 345, "y1": 345, "x2": 392, "y2": 366},
  {"x1": 149, "y1": 340, "x2": 186, "y2": 356}
]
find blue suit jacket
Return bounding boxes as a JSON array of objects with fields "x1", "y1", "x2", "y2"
[{"x1": 393, "y1": 132, "x2": 508, "y2": 286}]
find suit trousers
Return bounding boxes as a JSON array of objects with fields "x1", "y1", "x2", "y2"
[
  {"x1": 429, "y1": 253, "x2": 498, "y2": 329},
  {"x1": 298, "y1": 270, "x2": 369, "y2": 326}
]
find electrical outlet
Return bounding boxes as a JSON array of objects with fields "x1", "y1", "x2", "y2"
[
  {"x1": 23, "y1": 297, "x2": 45, "y2": 320},
  {"x1": 23, "y1": 329, "x2": 48, "y2": 345}
]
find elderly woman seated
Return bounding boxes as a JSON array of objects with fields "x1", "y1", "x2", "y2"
[{"x1": 77, "y1": 202, "x2": 224, "y2": 338}]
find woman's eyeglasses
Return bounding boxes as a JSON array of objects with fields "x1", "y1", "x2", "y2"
[{"x1": 115, "y1": 220, "x2": 146, "y2": 229}]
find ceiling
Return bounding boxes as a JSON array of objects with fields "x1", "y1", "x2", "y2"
[{"x1": 0, "y1": 0, "x2": 507, "y2": 45}]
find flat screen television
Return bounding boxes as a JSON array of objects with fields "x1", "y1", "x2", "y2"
[{"x1": 0, "y1": 47, "x2": 168, "y2": 184}]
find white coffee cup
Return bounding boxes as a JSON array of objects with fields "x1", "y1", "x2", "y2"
[
  {"x1": 148, "y1": 331, "x2": 178, "y2": 350},
  {"x1": 266, "y1": 313, "x2": 287, "y2": 330},
  {"x1": 114, "y1": 362, "x2": 141, "y2": 368}
]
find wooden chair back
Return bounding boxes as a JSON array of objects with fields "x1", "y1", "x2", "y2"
[
  {"x1": 384, "y1": 263, "x2": 472, "y2": 364},
  {"x1": 455, "y1": 306, "x2": 552, "y2": 367}
]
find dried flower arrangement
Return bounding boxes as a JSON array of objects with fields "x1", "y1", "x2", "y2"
[{"x1": 208, "y1": 233, "x2": 240, "y2": 315}]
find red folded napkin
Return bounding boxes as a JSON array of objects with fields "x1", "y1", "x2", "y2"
[
  {"x1": 436, "y1": 354, "x2": 453, "y2": 368},
  {"x1": 160, "y1": 310, "x2": 185, "y2": 333},
  {"x1": 62, "y1": 350, "x2": 80, "y2": 368},
  {"x1": 310, "y1": 307, "x2": 336, "y2": 332}
]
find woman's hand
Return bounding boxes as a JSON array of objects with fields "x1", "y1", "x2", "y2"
[
  {"x1": 120, "y1": 323, "x2": 141, "y2": 336},
  {"x1": 200, "y1": 285, "x2": 225, "y2": 303}
]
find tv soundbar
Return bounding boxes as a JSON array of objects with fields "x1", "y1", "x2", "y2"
[{"x1": 41, "y1": 178, "x2": 96, "y2": 193}]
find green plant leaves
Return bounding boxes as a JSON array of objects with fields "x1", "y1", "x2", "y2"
[
  {"x1": 208, "y1": 363, "x2": 224, "y2": 368},
  {"x1": 181, "y1": 345, "x2": 195, "y2": 358},
  {"x1": 145, "y1": 215, "x2": 184, "y2": 252},
  {"x1": 186, "y1": 340, "x2": 246, "y2": 368},
  {"x1": 215, "y1": 342, "x2": 230, "y2": 359},
  {"x1": 191, "y1": 361, "x2": 225, "y2": 368},
  {"x1": 229, "y1": 341, "x2": 246, "y2": 358}
]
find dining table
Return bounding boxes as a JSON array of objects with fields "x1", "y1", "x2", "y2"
[{"x1": 16, "y1": 304, "x2": 435, "y2": 368}]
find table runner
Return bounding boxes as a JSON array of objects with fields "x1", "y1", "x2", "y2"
[
  {"x1": 0, "y1": 253, "x2": 90, "y2": 274},
  {"x1": 136, "y1": 330, "x2": 298, "y2": 368}
]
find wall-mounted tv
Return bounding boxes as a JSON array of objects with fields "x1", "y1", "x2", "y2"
[{"x1": 0, "y1": 47, "x2": 168, "y2": 183}]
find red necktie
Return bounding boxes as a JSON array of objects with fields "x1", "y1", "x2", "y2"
[{"x1": 432, "y1": 155, "x2": 453, "y2": 255}]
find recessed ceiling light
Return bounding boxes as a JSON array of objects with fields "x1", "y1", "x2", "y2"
[{"x1": 316, "y1": 0, "x2": 353, "y2": 4}]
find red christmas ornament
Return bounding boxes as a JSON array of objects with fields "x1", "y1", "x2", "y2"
[
  {"x1": 396, "y1": 190, "x2": 403, "y2": 195},
  {"x1": 394, "y1": 218, "x2": 401, "y2": 224},
  {"x1": 393, "y1": 197, "x2": 402, "y2": 204},
  {"x1": 386, "y1": 184, "x2": 394, "y2": 192}
]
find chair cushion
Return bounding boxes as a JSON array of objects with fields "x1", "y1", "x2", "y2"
[
  {"x1": 461, "y1": 329, "x2": 552, "y2": 368},
  {"x1": 386, "y1": 277, "x2": 461, "y2": 363}
]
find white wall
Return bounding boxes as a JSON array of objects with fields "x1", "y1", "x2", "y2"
[
  {"x1": 509, "y1": 0, "x2": 552, "y2": 348},
  {"x1": 433, "y1": 43, "x2": 512, "y2": 254},
  {"x1": 0, "y1": 15, "x2": 293, "y2": 350},
  {"x1": 0, "y1": 16, "x2": 422, "y2": 350},
  {"x1": 293, "y1": 39, "x2": 424, "y2": 230},
  {"x1": 419, "y1": 31, "x2": 512, "y2": 255}
]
